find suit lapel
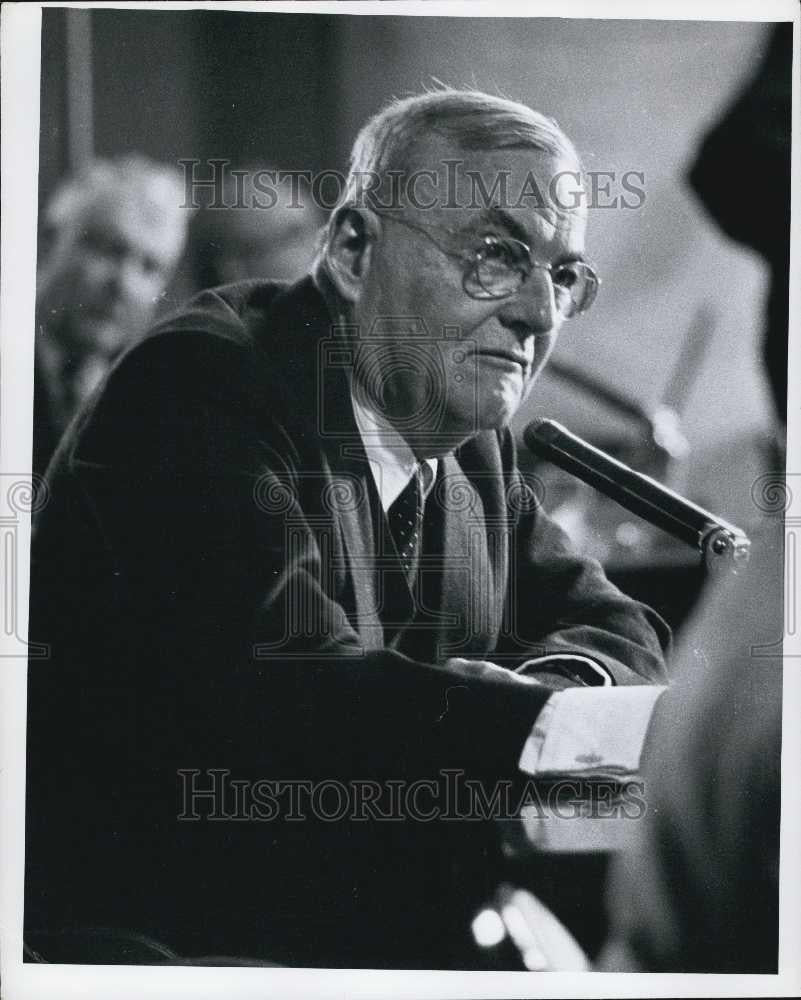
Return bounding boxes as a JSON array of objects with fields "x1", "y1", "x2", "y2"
[
  {"x1": 326, "y1": 460, "x2": 418, "y2": 651},
  {"x1": 327, "y1": 460, "x2": 388, "y2": 652},
  {"x1": 312, "y1": 313, "x2": 418, "y2": 649},
  {"x1": 433, "y1": 454, "x2": 497, "y2": 660}
]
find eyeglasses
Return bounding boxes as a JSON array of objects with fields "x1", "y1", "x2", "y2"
[{"x1": 370, "y1": 209, "x2": 599, "y2": 317}]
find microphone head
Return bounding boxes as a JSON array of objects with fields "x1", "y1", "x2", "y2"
[{"x1": 523, "y1": 417, "x2": 566, "y2": 455}]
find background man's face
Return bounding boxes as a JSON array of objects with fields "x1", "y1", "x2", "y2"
[
  {"x1": 353, "y1": 140, "x2": 586, "y2": 453},
  {"x1": 39, "y1": 192, "x2": 183, "y2": 359}
]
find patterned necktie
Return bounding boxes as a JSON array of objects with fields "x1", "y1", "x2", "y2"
[{"x1": 388, "y1": 465, "x2": 427, "y2": 581}]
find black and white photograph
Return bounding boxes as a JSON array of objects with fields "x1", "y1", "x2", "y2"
[{"x1": 1, "y1": 2, "x2": 798, "y2": 997}]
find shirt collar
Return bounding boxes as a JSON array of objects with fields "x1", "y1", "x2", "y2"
[{"x1": 350, "y1": 390, "x2": 437, "y2": 512}]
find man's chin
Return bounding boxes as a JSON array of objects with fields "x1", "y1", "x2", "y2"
[
  {"x1": 428, "y1": 405, "x2": 515, "y2": 450},
  {"x1": 475, "y1": 389, "x2": 525, "y2": 433},
  {"x1": 399, "y1": 395, "x2": 523, "y2": 455}
]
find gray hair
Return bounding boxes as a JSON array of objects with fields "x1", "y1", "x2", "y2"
[
  {"x1": 338, "y1": 88, "x2": 579, "y2": 214},
  {"x1": 43, "y1": 154, "x2": 189, "y2": 235}
]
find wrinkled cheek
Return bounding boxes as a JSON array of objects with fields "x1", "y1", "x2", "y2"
[
  {"x1": 520, "y1": 370, "x2": 540, "y2": 406},
  {"x1": 533, "y1": 332, "x2": 558, "y2": 374}
]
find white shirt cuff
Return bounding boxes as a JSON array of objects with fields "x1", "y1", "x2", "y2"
[{"x1": 519, "y1": 685, "x2": 667, "y2": 777}]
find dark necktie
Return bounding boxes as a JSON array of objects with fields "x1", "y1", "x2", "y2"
[{"x1": 388, "y1": 466, "x2": 427, "y2": 582}]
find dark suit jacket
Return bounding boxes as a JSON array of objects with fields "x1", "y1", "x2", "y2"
[{"x1": 26, "y1": 277, "x2": 669, "y2": 968}]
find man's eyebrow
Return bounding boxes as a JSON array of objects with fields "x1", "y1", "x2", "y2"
[
  {"x1": 468, "y1": 207, "x2": 529, "y2": 244},
  {"x1": 468, "y1": 207, "x2": 587, "y2": 265}
]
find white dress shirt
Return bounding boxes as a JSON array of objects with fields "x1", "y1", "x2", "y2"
[{"x1": 350, "y1": 391, "x2": 437, "y2": 511}]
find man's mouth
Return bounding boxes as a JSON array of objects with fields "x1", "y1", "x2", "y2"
[{"x1": 473, "y1": 348, "x2": 529, "y2": 372}]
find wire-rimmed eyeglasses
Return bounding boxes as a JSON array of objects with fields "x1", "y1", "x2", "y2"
[{"x1": 370, "y1": 208, "x2": 599, "y2": 317}]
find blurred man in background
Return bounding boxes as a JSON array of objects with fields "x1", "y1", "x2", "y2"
[
  {"x1": 34, "y1": 154, "x2": 188, "y2": 476},
  {"x1": 186, "y1": 164, "x2": 323, "y2": 292}
]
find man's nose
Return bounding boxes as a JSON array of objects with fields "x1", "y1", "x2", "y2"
[{"x1": 499, "y1": 268, "x2": 559, "y2": 338}]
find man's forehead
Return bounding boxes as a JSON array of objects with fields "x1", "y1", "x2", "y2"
[
  {"x1": 84, "y1": 193, "x2": 185, "y2": 262},
  {"x1": 401, "y1": 136, "x2": 586, "y2": 234}
]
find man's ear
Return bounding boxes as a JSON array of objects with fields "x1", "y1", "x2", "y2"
[{"x1": 324, "y1": 206, "x2": 379, "y2": 303}]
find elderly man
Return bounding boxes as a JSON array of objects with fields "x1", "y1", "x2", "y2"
[
  {"x1": 26, "y1": 91, "x2": 668, "y2": 968},
  {"x1": 33, "y1": 155, "x2": 187, "y2": 475}
]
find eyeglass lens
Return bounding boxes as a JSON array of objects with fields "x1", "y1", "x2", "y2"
[{"x1": 467, "y1": 239, "x2": 597, "y2": 314}]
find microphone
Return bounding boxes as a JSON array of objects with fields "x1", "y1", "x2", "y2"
[{"x1": 523, "y1": 418, "x2": 749, "y2": 569}]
